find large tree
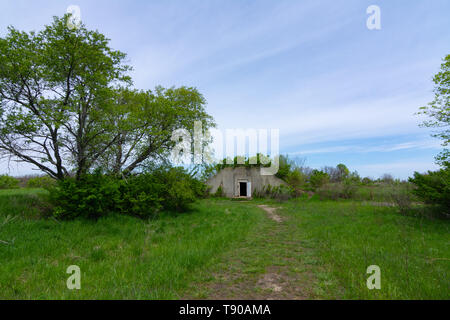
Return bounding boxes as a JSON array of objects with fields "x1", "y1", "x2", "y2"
[
  {"x1": 419, "y1": 54, "x2": 450, "y2": 166},
  {"x1": 96, "y1": 86, "x2": 214, "y2": 175},
  {"x1": 0, "y1": 15, "x2": 214, "y2": 179}
]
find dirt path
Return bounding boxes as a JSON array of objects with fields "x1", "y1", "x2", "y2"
[
  {"x1": 257, "y1": 205, "x2": 283, "y2": 222},
  {"x1": 183, "y1": 204, "x2": 317, "y2": 300}
]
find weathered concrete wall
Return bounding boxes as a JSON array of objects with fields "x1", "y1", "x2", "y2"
[{"x1": 206, "y1": 167, "x2": 287, "y2": 197}]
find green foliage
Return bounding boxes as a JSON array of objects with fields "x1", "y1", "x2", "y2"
[
  {"x1": 336, "y1": 163, "x2": 350, "y2": 181},
  {"x1": 151, "y1": 166, "x2": 205, "y2": 212},
  {"x1": 361, "y1": 177, "x2": 374, "y2": 185},
  {"x1": 0, "y1": 15, "x2": 215, "y2": 179},
  {"x1": 345, "y1": 170, "x2": 361, "y2": 184},
  {"x1": 0, "y1": 15, "x2": 131, "y2": 179},
  {"x1": 309, "y1": 170, "x2": 329, "y2": 190},
  {"x1": 48, "y1": 166, "x2": 205, "y2": 220},
  {"x1": 275, "y1": 155, "x2": 293, "y2": 180},
  {"x1": 0, "y1": 175, "x2": 19, "y2": 189},
  {"x1": 281, "y1": 200, "x2": 450, "y2": 299},
  {"x1": 215, "y1": 154, "x2": 272, "y2": 170},
  {"x1": 253, "y1": 184, "x2": 294, "y2": 200},
  {"x1": 102, "y1": 86, "x2": 215, "y2": 175},
  {"x1": 213, "y1": 185, "x2": 225, "y2": 198},
  {"x1": 0, "y1": 198, "x2": 264, "y2": 299},
  {"x1": 274, "y1": 155, "x2": 309, "y2": 194},
  {"x1": 285, "y1": 169, "x2": 308, "y2": 195},
  {"x1": 317, "y1": 181, "x2": 357, "y2": 200},
  {"x1": 48, "y1": 170, "x2": 122, "y2": 220},
  {"x1": 118, "y1": 173, "x2": 164, "y2": 217},
  {"x1": 26, "y1": 176, "x2": 56, "y2": 189},
  {"x1": 409, "y1": 166, "x2": 450, "y2": 212},
  {"x1": 418, "y1": 54, "x2": 450, "y2": 166}
]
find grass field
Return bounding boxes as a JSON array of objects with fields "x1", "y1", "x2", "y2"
[{"x1": 0, "y1": 189, "x2": 449, "y2": 299}]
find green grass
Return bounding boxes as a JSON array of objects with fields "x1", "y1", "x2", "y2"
[
  {"x1": 0, "y1": 188, "x2": 49, "y2": 219},
  {"x1": 279, "y1": 199, "x2": 450, "y2": 299},
  {"x1": 0, "y1": 191, "x2": 265, "y2": 299},
  {"x1": 0, "y1": 188, "x2": 448, "y2": 299}
]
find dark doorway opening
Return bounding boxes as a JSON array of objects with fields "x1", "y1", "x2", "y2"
[{"x1": 239, "y1": 182, "x2": 247, "y2": 197}]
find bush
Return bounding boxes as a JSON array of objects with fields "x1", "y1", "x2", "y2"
[
  {"x1": 48, "y1": 166, "x2": 205, "y2": 220},
  {"x1": 151, "y1": 166, "x2": 203, "y2": 211},
  {"x1": 26, "y1": 176, "x2": 56, "y2": 189},
  {"x1": 118, "y1": 173, "x2": 164, "y2": 218},
  {"x1": 48, "y1": 171, "x2": 122, "y2": 220},
  {"x1": 0, "y1": 175, "x2": 19, "y2": 189},
  {"x1": 309, "y1": 170, "x2": 329, "y2": 190},
  {"x1": 286, "y1": 169, "x2": 307, "y2": 194},
  {"x1": 409, "y1": 167, "x2": 450, "y2": 213}
]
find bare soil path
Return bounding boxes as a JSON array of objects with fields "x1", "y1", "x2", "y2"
[
  {"x1": 183, "y1": 204, "x2": 318, "y2": 299},
  {"x1": 257, "y1": 205, "x2": 283, "y2": 222}
]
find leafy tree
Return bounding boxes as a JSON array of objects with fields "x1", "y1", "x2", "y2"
[
  {"x1": 409, "y1": 167, "x2": 450, "y2": 212},
  {"x1": 336, "y1": 163, "x2": 350, "y2": 181},
  {"x1": 0, "y1": 15, "x2": 131, "y2": 179},
  {"x1": 418, "y1": 54, "x2": 450, "y2": 166},
  {"x1": 95, "y1": 86, "x2": 214, "y2": 175},
  {"x1": 411, "y1": 54, "x2": 450, "y2": 210},
  {"x1": 0, "y1": 15, "x2": 214, "y2": 179},
  {"x1": 323, "y1": 163, "x2": 350, "y2": 182}
]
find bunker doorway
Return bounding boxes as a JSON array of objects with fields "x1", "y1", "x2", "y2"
[{"x1": 239, "y1": 182, "x2": 247, "y2": 197}]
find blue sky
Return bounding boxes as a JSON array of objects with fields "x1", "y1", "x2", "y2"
[{"x1": 1, "y1": 0, "x2": 449, "y2": 179}]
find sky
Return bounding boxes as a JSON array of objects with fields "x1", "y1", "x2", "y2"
[{"x1": 0, "y1": 0, "x2": 449, "y2": 179}]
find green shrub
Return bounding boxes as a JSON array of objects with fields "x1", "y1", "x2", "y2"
[
  {"x1": 119, "y1": 173, "x2": 164, "y2": 218},
  {"x1": 309, "y1": 170, "x2": 329, "y2": 190},
  {"x1": 286, "y1": 169, "x2": 307, "y2": 194},
  {"x1": 0, "y1": 175, "x2": 19, "y2": 189},
  {"x1": 48, "y1": 170, "x2": 121, "y2": 220},
  {"x1": 26, "y1": 176, "x2": 56, "y2": 189},
  {"x1": 48, "y1": 166, "x2": 205, "y2": 220},
  {"x1": 409, "y1": 166, "x2": 450, "y2": 213},
  {"x1": 152, "y1": 166, "x2": 202, "y2": 212}
]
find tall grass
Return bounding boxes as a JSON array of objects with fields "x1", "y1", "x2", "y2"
[
  {"x1": 282, "y1": 199, "x2": 450, "y2": 299},
  {"x1": 0, "y1": 194, "x2": 264, "y2": 299}
]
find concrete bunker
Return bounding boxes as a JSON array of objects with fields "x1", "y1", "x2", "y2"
[{"x1": 206, "y1": 166, "x2": 286, "y2": 198}]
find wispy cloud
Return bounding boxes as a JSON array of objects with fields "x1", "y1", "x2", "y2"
[{"x1": 292, "y1": 139, "x2": 441, "y2": 155}]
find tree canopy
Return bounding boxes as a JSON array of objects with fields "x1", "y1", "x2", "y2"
[
  {"x1": 419, "y1": 54, "x2": 450, "y2": 167},
  {"x1": 0, "y1": 15, "x2": 214, "y2": 179}
]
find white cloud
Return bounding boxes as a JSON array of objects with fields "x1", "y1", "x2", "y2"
[{"x1": 291, "y1": 139, "x2": 441, "y2": 155}]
